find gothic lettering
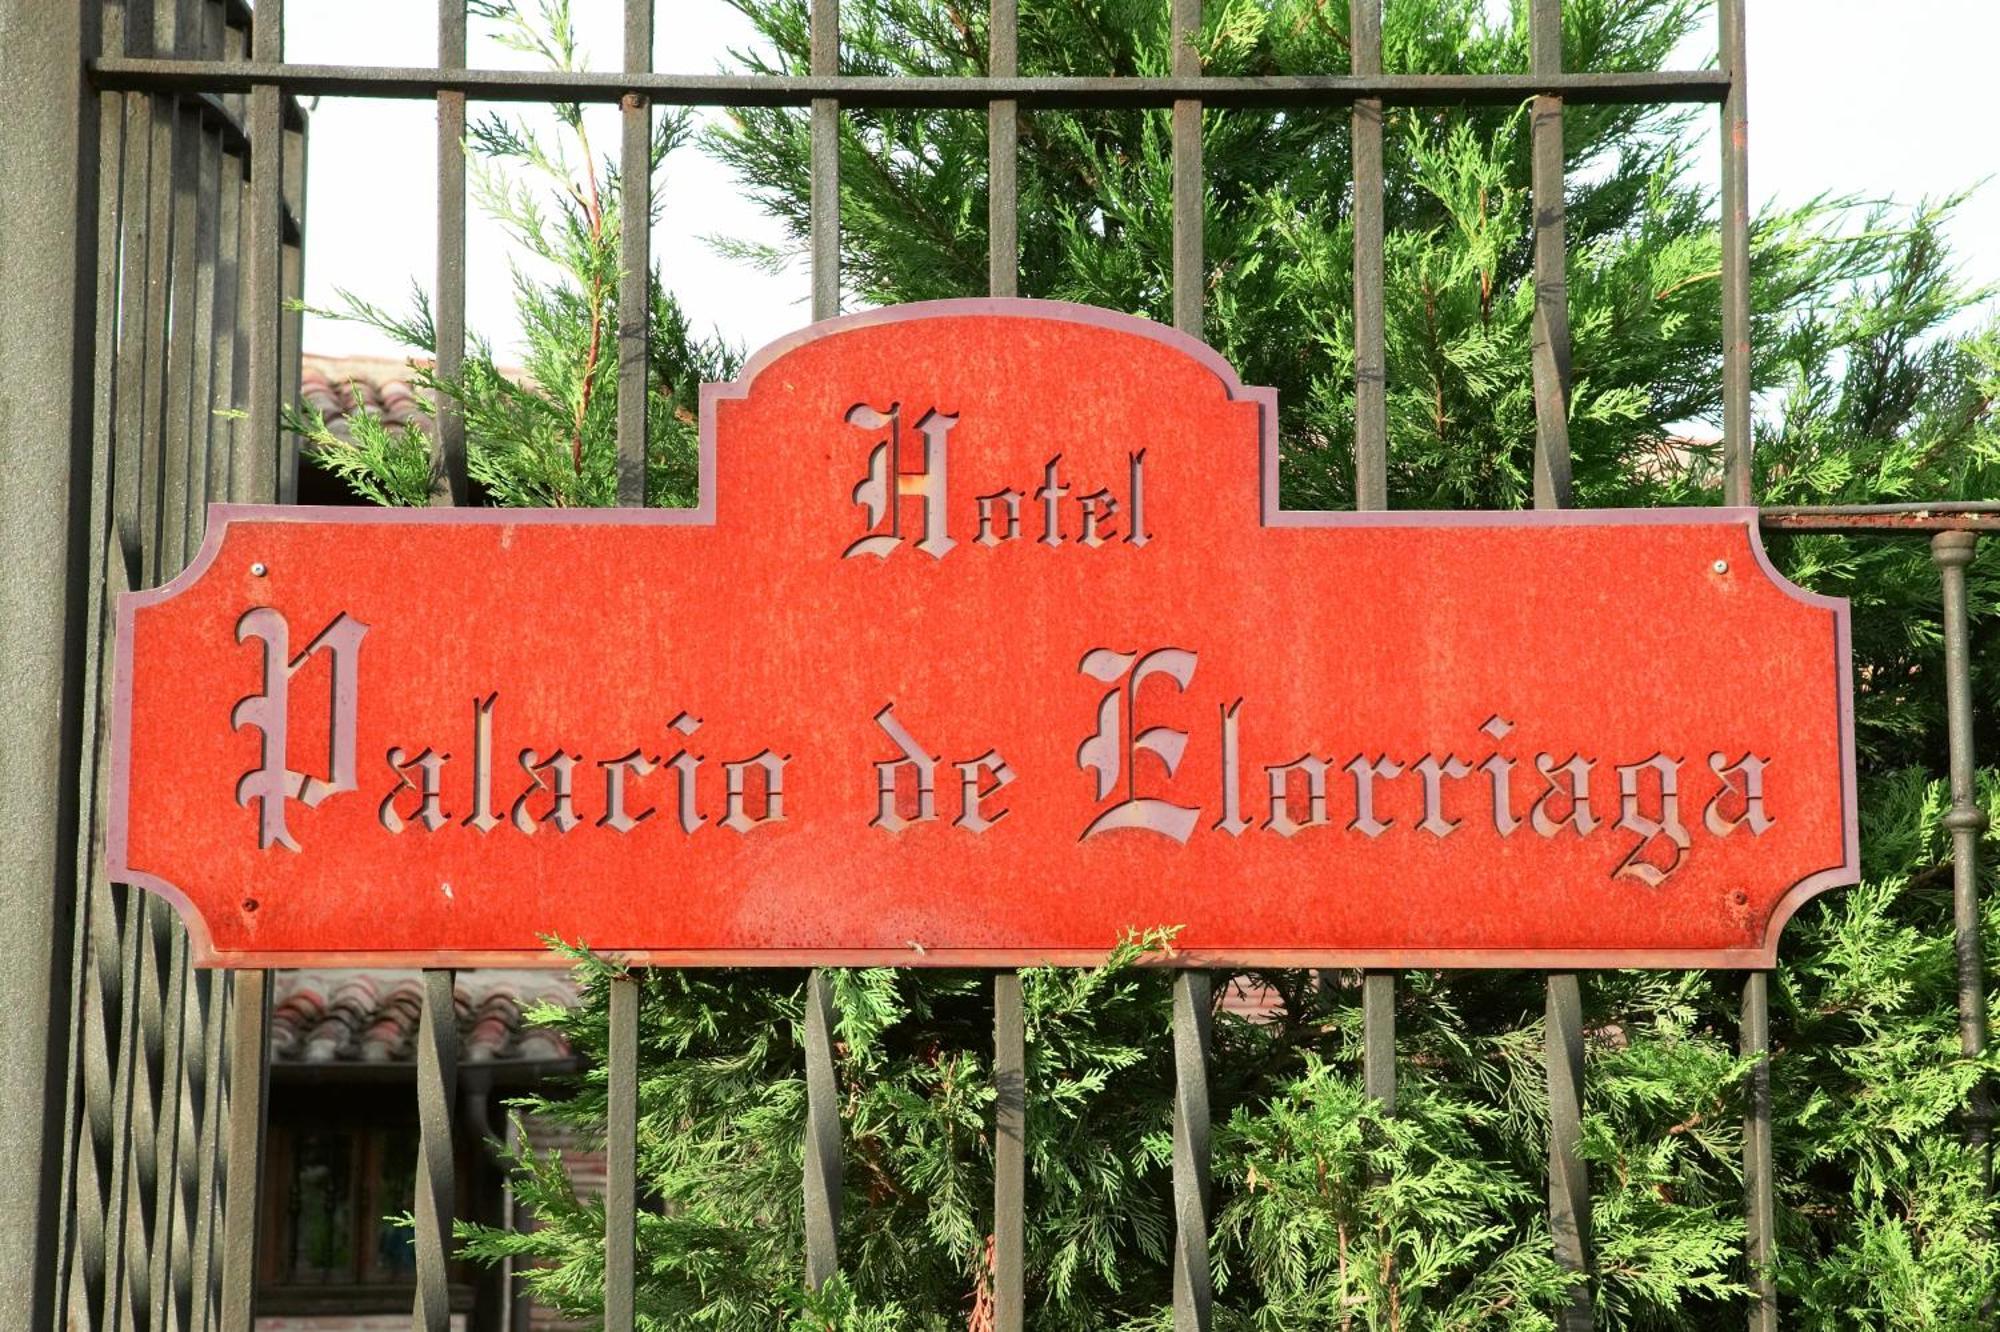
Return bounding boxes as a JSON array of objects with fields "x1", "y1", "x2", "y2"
[
  {"x1": 232, "y1": 607, "x2": 368, "y2": 851},
  {"x1": 1077, "y1": 646, "x2": 1201, "y2": 843}
]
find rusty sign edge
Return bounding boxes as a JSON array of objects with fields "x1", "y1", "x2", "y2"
[{"x1": 106, "y1": 297, "x2": 1861, "y2": 971}]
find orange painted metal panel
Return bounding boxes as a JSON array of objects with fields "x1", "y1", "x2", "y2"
[{"x1": 109, "y1": 300, "x2": 1857, "y2": 968}]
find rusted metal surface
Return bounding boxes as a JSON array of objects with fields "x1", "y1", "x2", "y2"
[
  {"x1": 108, "y1": 301, "x2": 1857, "y2": 971},
  {"x1": 1761, "y1": 507, "x2": 2000, "y2": 533}
]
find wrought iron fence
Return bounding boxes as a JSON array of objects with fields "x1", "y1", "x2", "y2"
[{"x1": 0, "y1": 0, "x2": 1990, "y2": 1328}]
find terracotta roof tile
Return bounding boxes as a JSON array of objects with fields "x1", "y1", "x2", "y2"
[
  {"x1": 270, "y1": 969, "x2": 578, "y2": 1067},
  {"x1": 301, "y1": 353, "x2": 532, "y2": 441},
  {"x1": 301, "y1": 355, "x2": 429, "y2": 439}
]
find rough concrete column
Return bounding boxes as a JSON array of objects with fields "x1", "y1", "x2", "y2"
[{"x1": 0, "y1": 0, "x2": 100, "y2": 1322}]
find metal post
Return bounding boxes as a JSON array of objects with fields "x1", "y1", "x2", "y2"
[
  {"x1": 810, "y1": 0, "x2": 840, "y2": 322},
  {"x1": 1718, "y1": 0, "x2": 1752, "y2": 504},
  {"x1": 1546, "y1": 972, "x2": 1591, "y2": 1330},
  {"x1": 803, "y1": 969, "x2": 842, "y2": 1287},
  {"x1": 1363, "y1": 975, "x2": 1396, "y2": 1111},
  {"x1": 617, "y1": 0, "x2": 655, "y2": 505},
  {"x1": 988, "y1": 0, "x2": 1019, "y2": 297},
  {"x1": 242, "y1": 0, "x2": 285, "y2": 504},
  {"x1": 1350, "y1": 0, "x2": 1386, "y2": 513},
  {"x1": 1935, "y1": 532, "x2": 1992, "y2": 1187},
  {"x1": 606, "y1": 975, "x2": 640, "y2": 1331},
  {"x1": 1171, "y1": 972, "x2": 1213, "y2": 1331},
  {"x1": 1349, "y1": 0, "x2": 1397, "y2": 1118},
  {"x1": 434, "y1": 0, "x2": 469, "y2": 504},
  {"x1": 604, "y1": 6, "x2": 655, "y2": 1316},
  {"x1": 0, "y1": 0, "x2": 100, "y2": 1322},
  {"x1": 1740, "y1": 970, "x2": 1775, "y2": 1329},
  {"x1": 1170, "y1": 0, "x2": 1203, "y2": 340},
  {"x1": 1168, "y1": 6, "x2": 1211, "y2": 1326},
  {"x1": 1715, "y1": 8, "x2": 1775, "y2": 1325},
  {"x1": 993, "y1": 972, "x2": 1025, "y2": 1331},
  {"x1": 218, "y1": 970, "x2": 270, "y2": 1332},
  {"x1": 279, "y1": 104, "x2": 307, "y2": 505},
  {"x1": 987, "y1": 3, "x2": 1025, "y2": 1322},
  {"x1": 1529, "y1": 4, "x2": 1588, "y2": 1326},
  {"x1": 415, "y1": 969, "x2": 460, "y2": 1332},
  {"x1": 1529, "y1": 0, "x2": 1573, "y2": 512},
  {"x1": 803, "y1": 0, "x2": 843, "y2": 1294}
]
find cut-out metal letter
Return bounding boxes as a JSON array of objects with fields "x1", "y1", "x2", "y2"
[
  {"x1": 1077, "y1": 646, "x2": 1201, "y2": 843},
  {"x1": 232, "y1": 608, "x2": 369, "y2": 851}
]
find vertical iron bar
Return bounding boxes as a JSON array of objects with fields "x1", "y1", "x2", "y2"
[
  {"x1": 1717, "y1": 9, "x2": 1773, "y2": 1324},
  {"x1": 1935, "y1": 532, "x2": 1993, "y2": 1186},
  {"x1": 803, "y1": 0, "x2": 843, "y2": 1294},
  {"x1": 1529, "y1": 0, "x2": 1573, "y2": 511},
  {"x1": 137, "y1": 4, "x2": 179, "y2": 588},
  {"x1": 1349, "y1": 0, "x2": 1386, "y2": 512},
  {"x1": 605, "y1": 4, "x2": 654, "y2": 1316},
  {"x1": 101, "y1": 874, "x2": 148, "y2": 1331},
  {"x1": 415, "y1": 969, "x2": 459, "y2": 1332},
  {"x1": 69, "y1": 884, "x2": 125, "y2": 1327},
  {"x1": 217, "y1": 969, "x2": 268, "y2": 1332},
  {"x1": 1350, "y1": 0, "x2": 1396, "y2": 1120},
  {"x1": 147, "y1": 927, "x2": 191, "y2": 1332},
  {"x1": 204, "y1": 973, "x2": 238, "y2": 1330},
  {"x1": 1546, "y1": 972, "x2": 1591, "y2": 1330},
  {"x1": 1740, "y1": 970, "x2": 1775, "y2": 1330},
  {"x1": 989, "y1": 3, "x2": 1025, "y2": 1323},
  {"x1": 60, "y1": 0, "x2": 133, "y2": 1316},
  {"x1": 987, "y1": 0, "x2": 1019, "y2": 296},
  {"x1": 993, "y1": 972, "x2": 1025, "y2": 1332},
  {"x1": 184, "y1": 81, "x2": 225, "y2": 559},
  {"x1": 1170, "y1": 6, "x2": 1211, "y2": 1327},
  {"x1": 161, "y1": 90, "x2": 203, "y2": 579},
  {"x1": 188, "y1": 968, "x2": 226, "y2": 1332},
  {"x1": 616, "y1": 0, "x2": 655, "y2": 505},
  {"x1": 122, "y1": 895, "x2": 170, "y2": 1326},
  {"x1": 804, "y1": 970, "x2": 842, "y2": 1288},
  {"x1": 221, "y1": 11, "x2": 252, "y2": 505},
  {"x1": 606, "y1": 975, "x2": 640, "y2": 1332},
  {"x1": 207, "y1": 130, "x2": 244, "y2": 507},
  {"x1": 1530, "y1": 8, "x2": 1587, "y2": 1326},
  {"x1": 1171, "y1": 972, "x2": 1213, "y2": 1332},
  {"x1": 1362, "y1": 974, "x2": 1396, "y2": 1111},
  {"x1": 242, "y1": 0, "x2": 283, "y2": 506},
  {"x1": 435, "y1": 0, "x2": 469, "y2": 505},
  {"x1": 810, "y1": 0, "x2": 840, "y2": 320},
  {"x1": 278, "y1": 108, "x2": 306, "y2": 504},
  {"x1": 1170, "y1": 0, "x2": 1203, "y2": 339},
  {"x1": 208, "y1": 179, "x2": 242, "y2": 512},
  {"x1": 1718, "y1": 0, "x2": 1752, "y2": 505},
  {"x1": 114, "y1": 0, "x2": 159, "y2": 573}
]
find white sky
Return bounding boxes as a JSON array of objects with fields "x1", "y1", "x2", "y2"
[{"x1": 288, "y1": 0, "x2": 2000, "y2": 366}]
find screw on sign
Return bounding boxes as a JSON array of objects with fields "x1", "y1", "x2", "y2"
[{"x1": 108, "y1": 300, "x2": 1857, "y2": 970}]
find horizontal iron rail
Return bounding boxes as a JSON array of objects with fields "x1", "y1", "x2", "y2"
[
  {"x1": 1761, "y1": 503, "x2": 2000, "y2": 533},
  {"x1": 91, "y1": 60, "x2": 1730, "y2": 108}
]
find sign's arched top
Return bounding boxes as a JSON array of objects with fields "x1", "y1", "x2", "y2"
[{"x1": 110, "y1": 299, "x2": 1857, "y2": 969}]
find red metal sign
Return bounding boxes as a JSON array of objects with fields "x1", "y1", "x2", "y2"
[{"x1": 110, "y1": 300, "x2": 1857, "y2": 969}]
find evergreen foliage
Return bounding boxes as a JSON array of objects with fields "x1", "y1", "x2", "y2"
[
  {"x1": 290, "y1": 0, "x2": 737, "y2": 507},
  {"x1": 305, "y1": 0, "x2": 2000, "y2": 1325}
]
